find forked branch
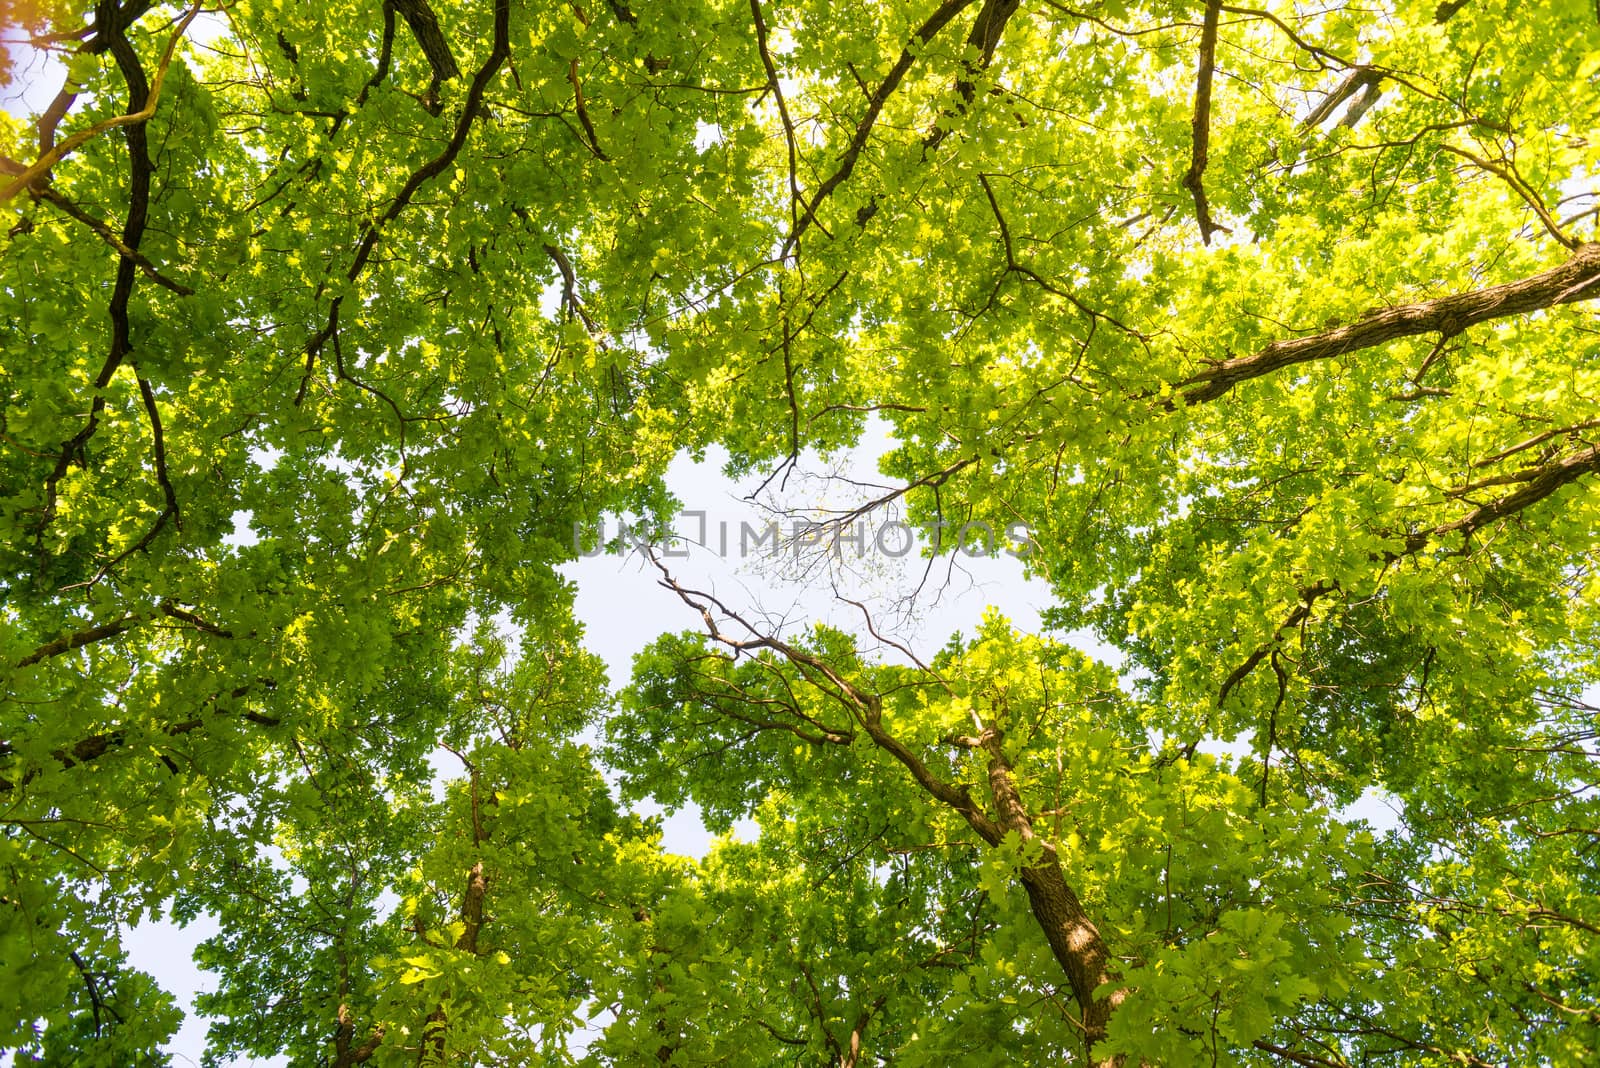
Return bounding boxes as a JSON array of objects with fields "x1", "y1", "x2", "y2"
[{"x1": 0, "y1": 0, "x2": 203, "y2": 204}]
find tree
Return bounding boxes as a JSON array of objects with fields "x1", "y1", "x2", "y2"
[{"x1": 2, "y1": 0, "x2": 1598, "y2": 1064}]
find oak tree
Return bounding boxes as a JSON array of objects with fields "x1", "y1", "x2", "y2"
[{"x1": 3, "y1": 0, "x2": 1599, "y2": 1065}]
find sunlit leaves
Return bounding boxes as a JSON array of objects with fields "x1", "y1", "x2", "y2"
[{"x1": 4, "y1": 0, "x2": 1599, "y2": 1063}]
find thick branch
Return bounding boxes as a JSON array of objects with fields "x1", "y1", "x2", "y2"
[
  {"x1": 37, "y1": 84, "x2": 79, "y2": 157},
  {"x1": 37, "y1": 2, "x2": 197, "y2": 542},
  {"x1": 416, "y1": 862, "x2": 489, "y2": 1064},
  {"x1": 964, "y1": 0, "x2": 1022, "y2": 65},
  {"x1": 1217, "y1": 582, "x2": 1333, "y2": 706},
  {"x1": 978, "y1": 725, "x2": 1124, "y2": 1060},
  {"x1": 839, "y1": 994, "x2": 889, "y2": 1068},
  {"x1": 350, "y1": 2, "x2": 397, "y2": 115},
  {"x1": 333, "y1": 1000, "x2": 384, "y2": 1068},
  {"x1": 859, "y1": 710, "x2": 1003, "y2": 843},
  {"x1": 455, "y1": 861, "x2": 487, "y2": 953},
  {"x1": 0, "y1": 1, "x2": 200, "y2": 204},
  {"x1": 543, "y1": 243, "x2": 599, "y2": 332},
  {"x1": 1416, "y1": 444, "x2": 1600, "y2": 551},
  {"x1": 1176, "y1": 243, "x2": 1600, "y2": 405},
  {"x1": 954, "y1": 0, "x2": 1022, "y2": 102},
  {"x1": 17, "y1": 616, "x2": 138, "y2": 667},
  {"x1": 817, "y1": 251, "x2": 1600, "y2": 708},
  {"x1": 1251, "y1": 1039, "x2": 1352, "y2": 1068},
  {"x1": 1181, "y1": 0, "x2": 1224, "y2": 245},
  {"x1": 1301, "y1": 67, "x2": 1379, "y2": 130},
  {"x1": 391, "y1": 0, "x2": 460, "y2": 84},
  {"x1": 649, "y1": 553, "x2": 1122, "y2": 1061}
]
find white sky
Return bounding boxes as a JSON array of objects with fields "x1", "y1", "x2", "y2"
[{"x1": 124, "y1": 424, "x2": 1059, "y2": 1066}]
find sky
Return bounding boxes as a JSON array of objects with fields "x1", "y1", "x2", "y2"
[{"x1": 126, "y1": 422, "x2": 1061, "y2": 1066}]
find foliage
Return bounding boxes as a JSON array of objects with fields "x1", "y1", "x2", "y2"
[{"x1": 3, "y1": 0, "x2": 1599, "y2": 1065}]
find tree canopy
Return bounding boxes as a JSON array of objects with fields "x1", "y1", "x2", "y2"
[{"x1": 3, "y1": 0, "x2": 1600, "y2": 1065}]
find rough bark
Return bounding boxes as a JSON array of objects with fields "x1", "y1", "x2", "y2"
[
  {"x1": 391, "y1": 0, "x2": 460, "y2": 82},
  {"x1": 1177, "y1": 243, "x2": 1600, "y2": 405},
  {"x1": 979, "y1": 726, "x2": 1126, "y2": 1065},
  {"x1": 1182, "y1": 0, "x2": 1224, "y2": 244}
]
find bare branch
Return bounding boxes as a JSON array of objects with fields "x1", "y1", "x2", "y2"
[{"x1": 1301, "y1": 67, "x2": 1379, "y2": 130}]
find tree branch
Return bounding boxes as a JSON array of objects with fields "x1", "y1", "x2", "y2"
[
  {"x1": 955, "y1": 0, "x2": 1021, "y2": 102},
  {"x1": 17, "y1": 616, "x2": 138, "y2": 667},
  {"x1": 1301, "y1": 67, "x2": 1379, "y2": 130},
  {"x1": 391, "y1": 0, "x2": 460, "y2": 112},
  {"x1": 297, "y1": 0, "x2": 511, "y2": 404},
  {"x1": 1440, "y1": 142, "x2": 1576, "y2": 250},
  {"x1": 1221, "y1": 442, "x2": 1600, "y2": 700},
  {"x1": 750, "y1": 0, "x2": 801, "y2": 235},
  {"x1": 1175, "y1": 243, "x2": 1600, "y2": 405},
  {"x1": 976, "y1": 721, "x2": 1123, "y2": 1057},
  {"x1": 0, "y1": 0, "x2": 201, "y2": 204},
  {"x1": 647, "y1": 553, "x2": 1126, "y2": 1062},
  {"x1": 36, "y1": 2, "x2": 189, "y2": 540},
  {"x1": 786, "y1": 0, "x2": 980, "y2": 252},
  {"x1": 567, "y1": 57, "x2": 608, "y2": 158},
  {"x1": 31, "y1": 186, "x2": 194, "y2": 294},
  {"x1": 1181, "y1": 0, "x2": 1225, "y2": 245},
  {"x1": 136, "y1": 373, "x2": 182, "y2": 531},
  {"x1": 0, "y1": 682, "x2": 270, "y2": 793}
]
